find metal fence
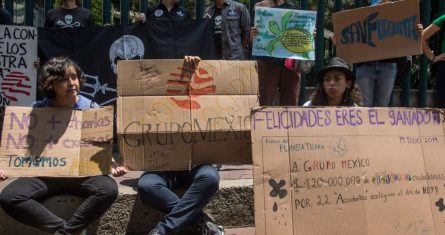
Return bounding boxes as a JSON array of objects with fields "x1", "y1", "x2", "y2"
[{"x1": 3, "y1": 0, "x2": 445, "y2": 107}]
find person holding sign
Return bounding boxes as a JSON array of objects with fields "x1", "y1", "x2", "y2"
[
  {"x1": 0, "y1": 57, "x2": 126, "y2": 234},
  {"x1": 304, "y1": 57, "x2": 363, "y2": 106},
  {"x1": 422, "y1": 14, "x2": 445, "y2": 108},
  {"x1": 250, "y1": 0, "x2": 302, "y2": 106},
  {"x1": 204, "y1": 0, "x2": 250, "y2": 60}
]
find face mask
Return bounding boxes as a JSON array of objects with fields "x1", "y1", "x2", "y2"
[{"x1": 371, "y1": 0, "x2": 382, "y2": 5}]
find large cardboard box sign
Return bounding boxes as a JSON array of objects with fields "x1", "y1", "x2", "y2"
[
  {"x1": 117, "y1": 59, "x2": 259, "y2": 171},
  {"x1": 333, "y1": 0, "x2": 421, "y2": 63},
  {"x1": 0, "y1": 106, "x2": 114, "y2": 177},
  {"x1": 252, "y1": 107, "x2": 445, "y2": 235}
]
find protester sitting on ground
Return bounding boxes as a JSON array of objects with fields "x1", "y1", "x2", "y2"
[
  {"x1": 0, "y1": 0, "x2": 12, "y2": 25},
  {"x1": 137, "y1": 57, "x2": 224, "y2": 235},
  {"x1": 0, "y1": 57, "x2": 127, "y2": 234},
  {"x1": 44, "y1": 0, "x2": 94, "y2": 28},
  {"x1": 250, "y1": 0, "x2": 302, "y2": 106},
  {"x1": 422, "y1": 14, "x2": 445, "y2": 108},
  {"x1": 304, "y1": 57, "x2": 363, "y2": 107}
]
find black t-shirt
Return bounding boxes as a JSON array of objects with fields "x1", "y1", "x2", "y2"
[
  {"x1": 0, "y1": 8, "x2": 13, "y2": 25},
  {"x1": 44, "y1": 7, "x2": 95, "y2": 28},
  {"x1": 213, "y1": 8, "x2": 222, "y2": 59},
  {"x1": 145, "y1": 3, "x2": 190, "y2": 21}
]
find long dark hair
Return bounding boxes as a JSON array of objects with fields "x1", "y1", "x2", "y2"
[{"x1": 309, "y1": 73, "x2": 363, "y2": 106}]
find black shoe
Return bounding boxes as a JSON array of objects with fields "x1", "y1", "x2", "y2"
[
  {"x1": 148, "y1": 228, "x2": 164, "y2": 235},
  {"x1": 198, "y1": 213, "x2": 225, "y2": 235}
]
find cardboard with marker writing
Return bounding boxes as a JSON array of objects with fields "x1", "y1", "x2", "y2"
[
  {"x1": 117, "y1": 59, "x2": 259, "y2": 171},
  {"x1": 332, "y1": 0, "x2": 421, "y2": 63},
  {"x1": 253, "y1": 107, "x2": 445, "y2": 235},
  {"x1": 0, "y1": 106, "x2": 113, "y2": 177}
]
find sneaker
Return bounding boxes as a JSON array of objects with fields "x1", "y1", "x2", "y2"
[{"x1": 198, "y1": 213, "x2": 225, "y2": 235}]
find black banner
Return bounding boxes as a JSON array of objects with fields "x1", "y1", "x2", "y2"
[{"x1": 38, "y1": 19, "x2": 215, "y2": 106}]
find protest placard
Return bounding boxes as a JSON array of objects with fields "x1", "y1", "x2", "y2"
[
  {"x1": 117, "y1": 59, "x2": 258, "y2": 171},
  {"x1": 0, "y1": 25, "x2": 37, "y2": 106},
  {"x1": 253, "y1": 107, "x2": 445, "y2": 235},
  {"x1": 0, "y1": 106, "x2": 114, "y2": 177},
  {"x1": 252, "y1": 7, "x2": 316, "y2": 60},
  {"x1": 333, "y1": 0, "x2": 421, "y2": 63}
]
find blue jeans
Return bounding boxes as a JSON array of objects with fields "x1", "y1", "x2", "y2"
[
  {"x1": 0, "y1": 176, "x2": 118, "y2": 234},
  {"x1": 137, "y1": 164, "x2": 219, "y2": 234},
  {"x1": 356, "y1": 61, "x2": 397, "y2": 107}
]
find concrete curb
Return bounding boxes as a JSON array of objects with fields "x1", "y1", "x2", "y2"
[{"x1": 0, "y1": 179, "x2": 254, "y2": 234}]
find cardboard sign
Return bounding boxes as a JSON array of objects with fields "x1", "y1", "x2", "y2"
[
  {"x1": 252, "y1": 7, "x2": 316, "y2": 60},
  {"x1": 0, "y1": 106, "x2": 114, "y2": 177},
  {"x1": 252, "y1": 107, "x2": 445, "y2": 235},
  {"x1": 333, "y1": 0, "x2": 421, "y2": 63},
  {"x1": 0, "y1": 25, "x2": 38, "y2": 106},
  {"x1": 117, "y1": 59, "x2": 259, "y2": 171}
]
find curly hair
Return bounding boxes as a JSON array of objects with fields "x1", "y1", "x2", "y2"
[
  {"x1": 309, "y1": 79, "x2": 364, "y2": 107},
  {"x1": 39, "y1": 56, "x2": 85, "y2": 99}
]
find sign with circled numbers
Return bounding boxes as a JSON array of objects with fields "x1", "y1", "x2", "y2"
[{"x1": 253, "y1": 107, "x2": 445, "y2": 235}]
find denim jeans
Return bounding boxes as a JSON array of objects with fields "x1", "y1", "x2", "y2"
[
  {"x1": 0, "y1": 176, "x2": 118, "y2": 234},
  {"x1": 137, "y1": 164, "x2": 219, "y2": 234},
  {"x1": 356, "y1": 61, "x2": 397, "y2": 107}
]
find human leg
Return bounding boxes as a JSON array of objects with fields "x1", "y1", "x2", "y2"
[
  {"x1": 139, "y1": 165, "x2": 220, "y2": 234},
  {"x1": 0, "y1": 177, "x2": 65, "y2": 232},
  {"x1": 279, "y1": 67, "x2": 301, "y2": 106},
  {"x1": 62, "y1": 176, "x2": 118, "y2": 233},
  {"x1": 258, "y1": 59, "x2": 280, "y2": 106},
  {"x1": 373, "y1": 62, "x2": 397, "y2": 107},
  {"x1": 356, "y1": 63, "x2": 377, "y2": 107}
]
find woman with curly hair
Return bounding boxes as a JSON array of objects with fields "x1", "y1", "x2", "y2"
[{"x1": 304, "y1": 57, "x2": 363, "y2": 107}]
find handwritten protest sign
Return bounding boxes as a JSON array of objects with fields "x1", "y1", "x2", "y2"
[
  {"x1": 252, "y1": 7, "x2": 316, "y2": 60},
  {"x1": 253, "y1": 107, "x2": 445, "y2": 235},
  {"x1": 0, "y1": 25, "x2": 37, "y2": 106},
  {"x1": 117, "y1": 59, "x2": 258, "y2": 171},
  {"x1": 0, "y1": 106, "x2": 114, "y2": 177},
  {"x1": 333, "y1": 0, "x2": 421, "y2": 63}
]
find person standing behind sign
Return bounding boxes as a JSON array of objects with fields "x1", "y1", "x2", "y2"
[
  {"x1": 422, "y1": 14, "x2": 445, "y2": 108},
  {"x1": 304, "y1": 57, "x2": 363, "y2": 106},
  {"x1": 204, "y1": 0, "x2": 250, "y2": 60},
  {"x1": 0, "y1": 0, "x2": 12, "y2": 25},
  {"x1": 44, "y1": 0, "x2": 94, "y2": 28},
  {"x1": 353, "y1": 0, "x2": 398, "y2": 107},
  {"x1": 250, "y1": 0, "x2": 301, "y2": 106},
  {"x1": 138, "y1": 0, "x2": 191, "y2": 22},
  {"x1": 0, "y1": 57, "x2": 127, "y2": 234}
]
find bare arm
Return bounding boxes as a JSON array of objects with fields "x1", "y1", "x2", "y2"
[{"x1": 422, "y1": 24, "x2": 441, "y2": 62}]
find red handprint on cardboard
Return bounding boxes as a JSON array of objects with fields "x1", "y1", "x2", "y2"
[
  {"x1": 167, "y1": 64, "x2": 215, "y2": 109},
  {"x1": 1, "y1": 71, "x2": 32, "y2": 102}
]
